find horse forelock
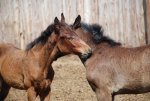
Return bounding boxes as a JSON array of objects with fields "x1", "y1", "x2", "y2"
[
  {"x1": 25, "y1": 24, "x2": 54, "y2": 51},
  {"x1": 80, "y1": 22, "x2": 121, "y2": 46}
]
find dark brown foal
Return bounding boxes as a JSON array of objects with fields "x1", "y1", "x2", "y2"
[{"x1": 72, "y1": 15, "x2": 150, "y2": 101}]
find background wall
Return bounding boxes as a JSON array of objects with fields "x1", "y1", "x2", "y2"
[
  {"x1": 0, "y1": 0, "x2": 148, "y2": 49},
  {"x1": 1, "y1": 0, "x2": 150, "y2": 101}
]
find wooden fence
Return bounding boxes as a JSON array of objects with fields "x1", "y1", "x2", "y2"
[{"x1": 0, "y1": 0, "x2": 149, "y2": 49}]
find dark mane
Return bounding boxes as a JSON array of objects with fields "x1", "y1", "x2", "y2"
[
  {"x1": 81, "y1": 23, "x2": 121, "y2": 46},
  {"x1": 26, "y1": 24, "x2": 54, "y2": 51}
]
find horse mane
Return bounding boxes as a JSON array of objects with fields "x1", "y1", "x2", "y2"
[
  {"x1": 26, "y1": 24, "x2": 54, "y2": 51},
  {"x1": 81, "y1": 23, "x2": 121, "y2": 46}
]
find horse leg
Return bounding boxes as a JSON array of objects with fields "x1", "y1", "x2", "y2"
[
  {"x1": 95, "y1": 88, "x2": 113, "y2": 101},
  {"x1": 0, "y1": 82, "x2": 10, "y2": 101},
  {"x1": 39, "y1": 86, "x2": 51, "y2": 101},
  {"x1": 27, "y1": 87, "x2": 37, "y2": 101},
  {"x1": 0, "y1": 76, "x2": 2, "y2": 92}
]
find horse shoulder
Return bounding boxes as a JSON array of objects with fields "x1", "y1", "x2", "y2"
[{"x1": 86, "y1": 47, "x2": 127, "y2": 91}]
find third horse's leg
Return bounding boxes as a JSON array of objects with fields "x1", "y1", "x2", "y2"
[
  {"x1": 0, "y1": 82, "x2": 10, "y2": 101},
  {"x1": 39, "y1": 86, "x2": 51, "y2": 101}
]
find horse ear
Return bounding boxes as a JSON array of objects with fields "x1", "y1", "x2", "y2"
[
  {"x1": 61, "y1": 13, "x2": 65, "y2": 23},
  {"x1": 54, "y1": 17, "x2": 60, "y2": 25},
  {"x1": 54, "y1": 17, "x2": 60, "y2": 34},
  {"x1": 72, "y1": 15, "x2": 81, "y2": 29}
]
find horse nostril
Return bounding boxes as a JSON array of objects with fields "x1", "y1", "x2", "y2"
[
  {"x1": 80, "y1": 50, "x2": 92, "y2": 63},
  {"x1": 80, "y1": 54, "x2": 88, "y2": 62},
  {"x1": 87, "y1": 49, "x2": 92, "y2": 57},
  {"x1": 86, "y1": 51, "x2": 92, "y2": 59},
  {"x1": 88, "y1": 49, "x2": 92, "y2": 54}
]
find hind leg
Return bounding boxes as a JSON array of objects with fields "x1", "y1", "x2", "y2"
[
  {"x1": 0, "y1": 82, "x2": 10, "y2": 101},
  {"x1": 39, "y1": 86, "x2": 51, "y2": 101}
]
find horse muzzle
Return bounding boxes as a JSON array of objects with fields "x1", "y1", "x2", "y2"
[{"x1": 80, "y1": 49, "x2": 92, "y2": 63}]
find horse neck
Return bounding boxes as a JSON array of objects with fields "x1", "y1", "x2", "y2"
[
  {"x1": 29, "y1": 40, "x2": 59, "y2": 71},
  {"x1": 94, "y1": 42, "x2": 118, "y2": 53},
  {"x1": 85, "y1": 39, "x2": 96, "y2": 49},
  {"x1": 75, "y1": 28, "x2": 96, "y2": 49}
]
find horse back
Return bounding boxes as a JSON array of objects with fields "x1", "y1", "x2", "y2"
[
  {"x1": 0, "y1": 43, "x2": 21, "y2": 70},
  {"x1": 0, "y1": 43, "x2": 20, "y2": 55}
]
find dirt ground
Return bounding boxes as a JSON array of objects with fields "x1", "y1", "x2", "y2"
[{"x1": 5, "y1": 55, "x2": 150, "y2": 101}]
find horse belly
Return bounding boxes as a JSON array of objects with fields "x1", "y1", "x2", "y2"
[
  {"x1": 116, "y1": 70, "x2": 150, "y2": 93},
  {"x1": 3, "y1": 76, "x2": 25, "y2": 89}
]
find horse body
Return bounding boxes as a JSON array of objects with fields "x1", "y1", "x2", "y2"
[
  {"x1": 86, "y1": 44, "x2": 150, "y2": 94},
  {"x1": 72, "y1": 15, "x2": 150, "y2": 101},
  {"x1": 0, "y1": 43, "x2": 49, "y2": 90},
  {"x1": 0, "y1": 14, "x2": 92, "y2": 101},
  {"x1": 0, "y1": 38, "x2": 55, "y2": 101}
]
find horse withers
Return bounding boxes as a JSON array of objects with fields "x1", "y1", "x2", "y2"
[
  {"x1": 0, "y1": 14, "x2": 92, "y2": 101},
  {"x1": 72, "y1": 15, "x2": 150, "y2": 101}
]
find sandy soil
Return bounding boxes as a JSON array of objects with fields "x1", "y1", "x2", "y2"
[{"x1": 4, "y1": 55, "x2": 150, "y2": 101}]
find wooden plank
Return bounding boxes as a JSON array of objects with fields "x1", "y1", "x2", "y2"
[
  {"x1": 146, "y1": 0, "x2": 150, "y2": 44},
  {"x1": 97, "y1": 0, "x2": 145, "y2": 47},
  {"x1": 76, "y1": 0, "x2": 84, "y2": 20},
  {"x1": 83, "y1": 0, "x2": 92, "y2": 23}
]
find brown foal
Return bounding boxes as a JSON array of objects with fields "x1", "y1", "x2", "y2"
[{"x1": 0, "y1": 14, "x2": 92, "y2": 101}]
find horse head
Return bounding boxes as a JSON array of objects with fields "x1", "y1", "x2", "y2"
[{"x1": 51, "y1": 13, "x2": 92, "y2": 61}]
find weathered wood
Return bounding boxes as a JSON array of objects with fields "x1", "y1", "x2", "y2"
[
  {"x1": 146, "y1": 0, "x2": 150, "y2": 44},
  {"x1": 0, "y1": 0, "x2": 146, "y2": 49}
]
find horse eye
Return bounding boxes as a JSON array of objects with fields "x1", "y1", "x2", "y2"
[
  {"x1": 67, "y1": 37, "x2": 74, "y2": 40},
  {"x1": 60, "y1": 35, "x2": 65, "y2": 39}
]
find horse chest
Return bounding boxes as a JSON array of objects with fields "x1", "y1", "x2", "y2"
[
  {"x1": 23, "y1": 71, "x2": 51, "y2": 91},
  {"x1": 85, "y1": 51, "x2": 105, "y2": 71},
  {"x1": 28, "y1": 67, "x2": 53, "y2": 90},
  {"x1": 85, "y1": 55, "x2": 100, "y2": 83}
]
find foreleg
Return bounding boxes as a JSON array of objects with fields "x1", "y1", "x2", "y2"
[
  {"x1": 95, "y1": 88, "x2": 113, "y2": 101},
  {"x1": 27, "y1": 87, "x2": 37, "y2": 101}
]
